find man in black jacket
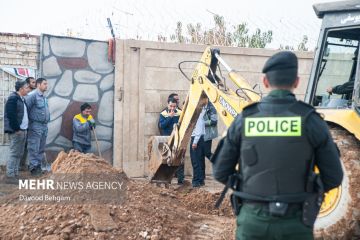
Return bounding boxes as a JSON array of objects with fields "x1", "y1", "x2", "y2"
[{"x1": 4, "y1": 81, "x2": 30, "y2": 183}]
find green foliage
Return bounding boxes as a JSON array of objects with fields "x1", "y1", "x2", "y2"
[
  {"x1": 297, "y1": 35, "x2": 309, "y2": 51},
  {"x1": 169, "y1": 14, "x2": 273, "y2": 48},
  {"x1": 280, "y1": 35, "x2": 309, "y2": 51}
]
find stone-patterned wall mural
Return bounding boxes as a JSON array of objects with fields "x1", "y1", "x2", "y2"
[{"x1": 40, "y1": 34, "x2": 114, "y2": 163}]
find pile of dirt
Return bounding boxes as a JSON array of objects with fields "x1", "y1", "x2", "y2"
[
  {"x1": 174, "y1": 185, "x2": 233, "y2": 217},
  {"x1": 0, "y1": 151, "x2": 234, "y2": 240},
  {"x1": 51, "y1": 150, "x2": 121, "y2": 174}
]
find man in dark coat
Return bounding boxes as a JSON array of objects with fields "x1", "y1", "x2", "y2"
[{"x1": 4, "y1": 81, "x2": 30, "y2": 183}]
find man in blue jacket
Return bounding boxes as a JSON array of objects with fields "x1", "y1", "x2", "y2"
[
  {"x1": 4, "y1": 81, "x2": 30, "y2": 183},
  {"x1": 158, "y1": 98, "x2": 181, "y2": 135},
  {"x1": 25, "y1": 78, "x2": 50, "y2": 176},
  {"x1": 158, "y1": 97, "x2": 184, "y2": 184}
]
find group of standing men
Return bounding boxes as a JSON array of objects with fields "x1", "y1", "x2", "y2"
[
  {"x1": 4, "y1": 76, "x2": 96, "y2": 184},
  {"x1": 158, "y1": 93, "x2": 218, "y2": 187},
  {"x1": 4, "y1": 77, "x2": 49, "y2": 182}
]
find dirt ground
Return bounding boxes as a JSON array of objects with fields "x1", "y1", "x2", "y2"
[{"x1": 0, "y1": 151, "x2": 235, "y2": 240}]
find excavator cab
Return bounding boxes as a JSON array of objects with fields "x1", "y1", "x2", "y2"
[
  {"x1": 309, "y1": 29, "x2": 359, "y2": 110},
  {"x1": 305, "y1": 1, "x2": 360, "y2": 238}
]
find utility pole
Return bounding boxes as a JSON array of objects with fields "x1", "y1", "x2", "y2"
[{"x1": 107, "y1": 18, "x2": 116, "y2": 38}]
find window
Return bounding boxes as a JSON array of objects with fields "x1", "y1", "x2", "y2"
[{"x1": 313, "y1": 28, "x2": 359, "y2": 109}]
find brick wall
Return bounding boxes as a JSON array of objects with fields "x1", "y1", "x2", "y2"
[{"x1": 0, "y1": 32, "x2": 39, "y2": 68}]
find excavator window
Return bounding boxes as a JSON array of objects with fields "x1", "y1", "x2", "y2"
[{"x1": 313, "y1": 28, "x2": 360, "y2": 109}]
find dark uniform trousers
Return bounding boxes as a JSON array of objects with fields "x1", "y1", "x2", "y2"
[
  {"x1": 236, "y1": 204, "x2": 313, "y2": 240},
  {"x1": 190, "y1": 136, "x2": 206, "y2": 186}
]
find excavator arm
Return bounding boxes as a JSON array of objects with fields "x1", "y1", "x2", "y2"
[{"x1": 148, "y1": 47, "x2": 261, "y2": 184}]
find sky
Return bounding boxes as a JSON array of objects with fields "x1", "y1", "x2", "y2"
[{"x1": 0, "y1": 0, "x2": 337, "y2": 50}]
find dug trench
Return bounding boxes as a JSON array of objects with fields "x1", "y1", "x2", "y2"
[{"x1": 0, "y1": 150, "x2": 234, "y2": 240}]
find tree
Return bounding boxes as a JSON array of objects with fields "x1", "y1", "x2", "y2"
[
  {"x1": 233, "y1": 23, "x2": 249, "y2": 47},
  {"x1": 170, "y1": 14, "x2": 273, "y2": 48},
  {"x1": 170, "y1": 22, "x2": 186, "y2": 43},
  {"x1": 248, "y1": 28, "x2": 273, "y2": 48},
  {"x1": 280, "y1": 35, "x2": 309, "y2": 51},
  {"x1": 297, "y1": 35, "x2": 309, "y2": 51}
]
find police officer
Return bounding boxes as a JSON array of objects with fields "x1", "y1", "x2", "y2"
[
  {"x1": 212, "y1": 51, "x2": 343, "y2": 239},
  {"x1": 25, "y1": 78, "x2": 50, "y2": 176}
]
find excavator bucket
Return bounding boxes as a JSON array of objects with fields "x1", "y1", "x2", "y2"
[{"x1": 147, "y1": 136, "x2": 179, "y2": 184}]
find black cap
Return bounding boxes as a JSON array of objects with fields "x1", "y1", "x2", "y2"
[
  {"x1": 262, "y1": 51, "x2": 298, "y2": 74},
  {"x1": 15, "y1": 80, "x2": 27, "y2": 91}
]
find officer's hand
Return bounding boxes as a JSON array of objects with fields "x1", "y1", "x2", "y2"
[
  {"x1": 192, "y1": 143, "x2": 197, "y2": 150},
  {"x1": 326, "y1": 87, "x2": 333, "y2": 94}
]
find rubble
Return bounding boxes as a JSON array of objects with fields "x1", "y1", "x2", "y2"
[{"x1": 0, "y1": 151, "x2": 234, "y2": 239}]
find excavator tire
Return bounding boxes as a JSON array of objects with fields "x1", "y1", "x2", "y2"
[{"x1": 314, "y1": 126, "x2": 360, "y2": 239}]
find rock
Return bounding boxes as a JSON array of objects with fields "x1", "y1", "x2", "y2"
[
  {"x1": 58, "y1": 58, "x2": 88, "y2": 69},
  {"x1": 150, "y1": 235, "x2": 159, "y2": 240},
  {"x1": 152, "y1": 229, "x2": 160, "y2": 234},
  {"x1": 48, "y1": 96, "x2": 70, "y2": 120},
  {"x1": 41, "y1": 235, "x2": 60, "y2": 240},
  {"x1": 200, "y1": 224, "x2": 209, "y2": 231},
  {"x1": 46, "y1": 227, "x2": 55, "y2": 235},
  {"x1": 60, "y1": 232, "x2": 70, "y2": 240},
  {"x1": 87, "y1": 42, "x2": 114, "y2": 74},
  {"x1": 43, "y1": 56, "x2": 62, "y2": 77},
  {"x1": 21, "y1": 234, "x2": 30, "y2": 240},
  {"x1": 98, "y1": 90, "x2": 114, "y2": 126},
  {"x1": 62, "y1": 226, "x2": 73, "y2": 234},
  {"x1": 46, "y1": 117, "x2": 62, "y2": 144},
  {"x1": 74, "y1": 70, "x2": 101, "y2": 83},
  {"x1": 73, "y1": 84, "x2": 99, "y2": 102},
  {"x1": 139, "y1": 231, "x2": 148, "y2": 238},
  {"x1": 54, "y1": 136, "x2": 73, "y2": 148},
  {"x1": 50, "y1": 37, "x2": 86, "y2": 57},
  {"x1": 45, "y1": 78, "x2": 57, "y2": 97},
  {"x1": 100, "y1": 74, "x2": 114, "y2": 91},
  {"x1": 43, "y1": 36, "x2": 50, "y2": 57},
  {"x1": 86, "y1": 205, "x2": 117, "y2": 232},
  {"x1": 95, "y1": 125, "x2": 112, "y2": 141},
  {"x1": 54, "y1": 70, "x2": 73, "y2": 97}
]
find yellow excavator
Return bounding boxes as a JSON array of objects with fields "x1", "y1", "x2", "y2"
[
  {"x1": 148, "y1": 47, "x2": 261, "y2": 185},
  {"x1": 149, "y1": 1, "x2": 360, "y2": 238}
]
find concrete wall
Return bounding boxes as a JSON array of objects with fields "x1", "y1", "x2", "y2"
[
  {"x1": 113, "y1": 40, "x2": 315, "y2": 178},
  {"x1": 39, "y1": 34, "x2": 115, "y2": 163}
]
